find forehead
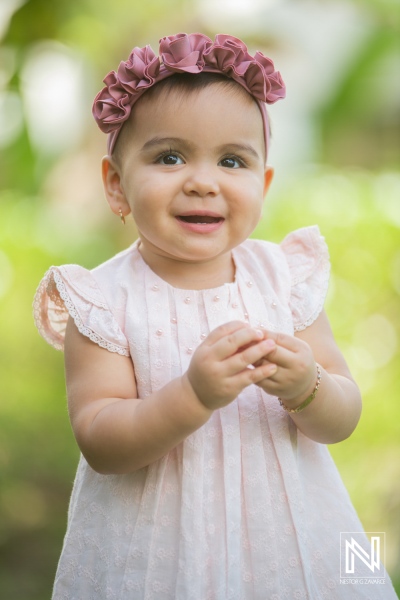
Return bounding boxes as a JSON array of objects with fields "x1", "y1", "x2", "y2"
[{"x1": 119, "y1": 82, "x2": 265, "y2": 157}]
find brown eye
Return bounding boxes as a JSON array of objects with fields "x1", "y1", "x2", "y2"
[
  {"x1": 219, "y1": 157, "x2": 242, "y2": 169},
  {"x1": 158, "y1": 153, "x2": 184, "y2": 165}
]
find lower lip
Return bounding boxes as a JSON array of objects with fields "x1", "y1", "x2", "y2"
[{"x1": 176, "y1": 218, "x2": 224, "y2": 234}]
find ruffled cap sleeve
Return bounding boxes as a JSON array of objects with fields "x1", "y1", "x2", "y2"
[
  {"x1": 33, "y1": 265, "x2": 130, "y2": 356},
  {"x1": 280, "y1": 226, "x2": 330, "y2": 331}
]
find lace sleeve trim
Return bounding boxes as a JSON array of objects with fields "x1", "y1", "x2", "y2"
[
  {"x1": 33, "y1": 273, "x2": 58, "y2": 350},
  {"x1": 33, "y1": 269, "x2": 130, "y2": 356}
]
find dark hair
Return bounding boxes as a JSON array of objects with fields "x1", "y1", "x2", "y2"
[{"x1": 139, "y1": 71, "x2": 248, "y2": 101}]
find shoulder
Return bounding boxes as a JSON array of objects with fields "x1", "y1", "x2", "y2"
[
  {"x1": 236, "y1": 226, "x2": 330, "y2": 331},
  {"x1": 33, "y1": 244, "x2": 141, "y2": 355},
  {"x1": 279, "y1": 225, "x2": 329, "y2": 284},
  {"x1": 47, "y1": 243, "x2": 140, "y2": 312},
  {"x1": 237, "y1": 225, "x2": 328, "y2": 276},
  {"x1": 91, "y1": 242, "x2": 140, "y2": 285},
  {"x1": 280, "y1": 226, "x2": 330, "y2": 331},
  {"x1": 235, "y1": 235, "x2": 287, "y2": 282}
]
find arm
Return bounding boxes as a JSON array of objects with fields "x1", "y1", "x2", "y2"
[
  {"x1": 64, "y1": 318, "x2": 277, "y2": 474},
  {"x1": 255, "y1": 310, "x2": 362, "y2": 444}
]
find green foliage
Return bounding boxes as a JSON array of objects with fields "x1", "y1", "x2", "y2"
[{"x1": 319, "y1": 26, "x2": 400, "y2": 169}]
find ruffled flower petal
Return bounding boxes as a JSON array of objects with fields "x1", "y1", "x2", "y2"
[
  {"x1": 240, "y1": 61, "x2": 270, "y2": 101},
  {"x1": 92, "y1": 74, "x2": 132, "y2": 133},
  {"x1": 118, "y1": 45, "x2": 160, "y2": 92},
  {"x1": 159, "y1": 33, "x2": 212, "y2": 73},
  {"x1": 266, "y1": 71, "x2": 286, "y2": 103},
  {"x1": 214, "y1": 34, "x2": 248, "y2": 55}
]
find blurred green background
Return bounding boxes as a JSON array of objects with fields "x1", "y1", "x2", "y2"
[{"x1": 0, "y1": 0, "x2": 399, "y2": 598}]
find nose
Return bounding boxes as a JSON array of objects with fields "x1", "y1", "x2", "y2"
[{"x1": 182, "y1": 166, "x2": 220, "y2": 197}]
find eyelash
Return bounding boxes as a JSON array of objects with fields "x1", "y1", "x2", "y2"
[
  {"x1": 219, "y1": 155, "x2": 247, "y2": 169},
  {"x1": 154, "y1": 149, "x2": 247, "y2": 168},
  {"x1": 155, "y1": 149, "x2": 184, "y2": 164}
]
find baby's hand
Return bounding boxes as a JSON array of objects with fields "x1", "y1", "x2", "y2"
[
  {"x1": 253, "y1": 331, "x2": 317, "y2": 407},
  {"x1": 186, "y1": 321, "x2": 276, "y2": 410}
]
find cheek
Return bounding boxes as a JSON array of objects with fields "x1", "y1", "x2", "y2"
[
  {"x1": 129, "y1": 188, "x2": 170, "y2": 227},
  {"x1": 130, "y1": 170, "x2": 177, "y2": 199},
  {"x1": 234, "y1": 189, "x2": 264, "y2": 231},
  {"x1": 123, "y1": 174, "x2": 163, "y2": 209},
  {"x1": 233, "y1": 169, "x2": 265, "y2": 193},
  {"x1": 233, "y1": 177, "x2": 264, "y2": 212}
]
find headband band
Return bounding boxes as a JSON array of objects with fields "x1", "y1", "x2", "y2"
[{"x1": 92, "y1": 33, "x2": 286, "y2": 157}]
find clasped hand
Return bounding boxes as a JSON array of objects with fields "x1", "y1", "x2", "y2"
[{"x1": 186, "y1": 321, "x2": 317, "y2": 411}]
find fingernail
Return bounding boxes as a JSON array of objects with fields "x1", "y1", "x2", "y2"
[
  {"x1": 265, "y1": 339, "x2": 275, "y2": 349},
  {"x1": 255, "y1": 329, "x2": 264, "y2": 339}
]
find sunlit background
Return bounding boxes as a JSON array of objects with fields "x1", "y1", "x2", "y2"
[{"x1": 0, "y1": 0, "x2": 399, "y2": 597}]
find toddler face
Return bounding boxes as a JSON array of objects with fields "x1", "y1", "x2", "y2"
[{"x1": 105, "y1": 82, "x2": 272, "y2": 276}]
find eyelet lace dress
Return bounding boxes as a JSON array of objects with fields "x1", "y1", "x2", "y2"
[{"x1": 33, "y1": 226, "x2": 397, "y2": 600}]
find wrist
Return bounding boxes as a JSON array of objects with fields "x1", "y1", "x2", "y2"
[
  {"x1": 180, "y1": 373, "x2": 214, "y2": 420},
  {"x1": 278, "y1": 363, "x2": 322, "y2": 414}
]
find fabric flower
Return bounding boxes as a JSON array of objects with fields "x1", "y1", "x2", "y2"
[{"x1": 92, "y1": 32, "x2": 286, "y2": 151}]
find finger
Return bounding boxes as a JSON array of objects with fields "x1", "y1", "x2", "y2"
[
  {"x1": 261, "y1": 331, "x2": 307, "y2": 368},
  {"x1": 212, "y1": 326, "x2": 267, "y2": 361},
  {"x1": 248, "y1": 342, "x2": 292, "y2": 370},
  {"x1": 264, "y1": 330, "x2": 301, "y2": 352},
  {"x1": 224, "y1": 338, "x2": 276, "y2": 375},
  {"x1": 236, "y1": 360, "x2": 278, "y2": 387},
  {"x1": 204, "y1": 321, "x2": 251, "y2": 346},
  {"x1": 252, "y1": 356, "x2": 273, "y2": 368}
]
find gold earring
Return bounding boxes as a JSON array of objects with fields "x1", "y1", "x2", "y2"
[{"x1": 119, "y1": 209, "x2": 125, "y2": 225}]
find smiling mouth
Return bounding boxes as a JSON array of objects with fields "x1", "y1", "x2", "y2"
[{"x1": 177, "y1": 215, "x2": 224, "y2": 224}]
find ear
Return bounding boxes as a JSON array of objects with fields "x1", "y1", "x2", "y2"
[
  {"x1": 101, "y1": 155, "x2": 131, "y2": 218},
  {"x1": 263, "y1": 166, "x2": 274, "y2": 196}
]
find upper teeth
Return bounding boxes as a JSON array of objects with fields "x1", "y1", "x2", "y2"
[{"x1": 181, "y1": 215, "x2": 218, "y2": 223}]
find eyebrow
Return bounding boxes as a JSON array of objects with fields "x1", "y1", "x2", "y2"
[
  {"x1": 217, "y1": 143, "x2": 260, "y2": 160},
  {"x1": 140, "y1": 137, "x2": 194, "y2": 152}
]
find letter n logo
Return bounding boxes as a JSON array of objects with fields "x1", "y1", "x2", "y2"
[{"x1": 340, "y1": 532, "x2": 386, "y2": 579}]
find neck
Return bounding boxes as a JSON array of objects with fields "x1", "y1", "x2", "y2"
[{"x1": 137, "y1": 242, "x2": 235, "y2": 290}]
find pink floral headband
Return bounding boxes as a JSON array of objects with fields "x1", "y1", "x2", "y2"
[{"x1": 92, "y1": 33, "x2": 286, "y2": 156}]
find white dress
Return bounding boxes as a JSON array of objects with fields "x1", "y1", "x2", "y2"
[{"x1": 33, "y1": 226, "x2": 397, "y2": 600}]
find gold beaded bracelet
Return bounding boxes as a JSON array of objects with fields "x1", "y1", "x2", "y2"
[{"x1": 278, "y1": 363, "x2": 322, "y2": 414}]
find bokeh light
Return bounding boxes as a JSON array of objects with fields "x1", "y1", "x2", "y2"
[{"x1": 20, "y1": 41, "x2": 88, "y2": 154}]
